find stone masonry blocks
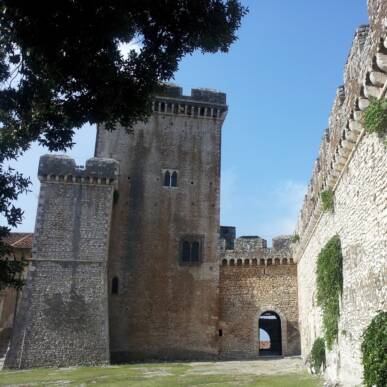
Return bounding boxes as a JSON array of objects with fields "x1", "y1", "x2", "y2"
[{"x1": 5, "y1": 155, "x2": 118, "y2": 368}]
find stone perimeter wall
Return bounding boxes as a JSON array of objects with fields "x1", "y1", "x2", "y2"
[
  {"x1": 294, "y1": 1, "x2": 387, "y2": 385},
  {"x1": 219, "y1": 236, "x2": 300, "y2": 359},
  {"x1": 5, "y1": 155, "x2": 119, "y2": 368}
]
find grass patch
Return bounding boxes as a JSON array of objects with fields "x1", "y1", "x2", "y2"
[{"x1": 0, "y1": 362, "x2": 322, "y2": 386}]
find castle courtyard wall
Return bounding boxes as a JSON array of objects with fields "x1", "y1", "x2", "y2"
[
  {"x1": 219, "y1": 237, "x2": 300, "y2": 359},
  {"x1": 295, "y1": 1, "x2": 387, "y2": 384},
  {"x1": 297, "y1": 133, "x2": 386, "y2": 385}
]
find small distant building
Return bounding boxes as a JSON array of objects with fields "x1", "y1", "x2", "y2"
[{"x1": 0, "y1": 233, "x2": 32, "y2": 358}]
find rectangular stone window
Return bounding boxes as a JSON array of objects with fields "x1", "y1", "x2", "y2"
[{"x1": 180, "y1": 235, "x2": 204, "y2": 265}]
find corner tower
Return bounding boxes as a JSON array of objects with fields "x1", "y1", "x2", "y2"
[
  {"x1": 95, "y1": 85, "x2": 228, "y2": 361},
  {"x1": 5, "y1": 155, "x2": 119, "y2": 368}
]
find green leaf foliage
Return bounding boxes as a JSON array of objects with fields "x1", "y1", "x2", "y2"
[
  {"x1": 292, "y1": 234, "x2": 300, "y2": 243},
  {"x1": 0, "y1": 166, "x2": 30, "y2": 289},
  {"x1": 363, "y1": 98, "x2": 387, "y2": 134},
  {"x1": 0, "y1": 1, "x2": 247, "y2": 287},
  {"x1": 310, "y1": 337, "x2": 326, "y2": 373},
  {"x1": 316, "y1": 235, "x2": 343, "y2": 350},
  {"x1": 361, "y1": 311, "x2": 387, "y2": 387},
  {"x1": 320, "y1": 189, "x2": 334, "y2": 212},
  {"x1": 0, "y1": 257, "x2": 27, "y2": 290}
]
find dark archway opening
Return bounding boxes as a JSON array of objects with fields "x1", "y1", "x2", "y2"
[{"x1": 259, "y1": 311, "x2": 282, "y2": 356}]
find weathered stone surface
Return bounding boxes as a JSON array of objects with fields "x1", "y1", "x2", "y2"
[
  {"x1": 219, "y1": 236, "x2": 300, "y2": 359},
  {"x1": 5, "y1": 155, "x2": 118, "y2": 368},
  {"x1": 297, "y1": 133, "x2": 386, "y2": 385},
  {"x1": 295, "y1": 2, "x2": 387, "y2": 385},
  {"x1": 95, "y1": 87, "x2": 227, "y2": 361}
]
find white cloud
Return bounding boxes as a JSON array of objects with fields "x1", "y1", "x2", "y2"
[
  {"x1": 259, "y1": 180, "x2": 307, "y2": 238},
  {"x1": 220, "y1": 173, "x2": 306, "y2": 243},
  {"x1": 118, "y1": 39, "x2": 142, "y2": 56},
  {"x1": 274, "y1": 180, "x2": 307, "y2": 214}
]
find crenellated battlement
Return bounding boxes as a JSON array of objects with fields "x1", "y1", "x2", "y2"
[
  {"x1": 295, "y1": 3, "x2": 387, "y2": 384},
  {"x1": 38, "y1": 155, "x2": 119, "y2": 185},
  {"x1": 293, "y1": 17, "x2": 387, "y2": 261},
  {"x1": 219, "y1": 230, "x2": 294, "y2": 267},
  {"x1": 152, "y1": 84, "x2": 228, "y2": 120}
]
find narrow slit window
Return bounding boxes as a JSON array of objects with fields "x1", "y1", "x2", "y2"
[
  {"x1": 164, "y1": 170, "x2": 171, "y2": 186},
  {"x1": 112, "y1": 277, "x2": 119, "y2": 295},
  {"x1": 171, "y1": 171, "x2": 178, "y2": 187}
]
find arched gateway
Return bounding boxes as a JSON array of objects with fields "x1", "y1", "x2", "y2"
[{"x1": 259, "y1": 311, "x2": 282, "y2": 356}]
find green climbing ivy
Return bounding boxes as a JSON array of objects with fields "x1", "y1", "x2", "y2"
[
  {"x1": 292, "y1": 234, "x2": 300, "y2": 243},
  {"x1": 363, "y1": 98, "x2": 387, "y2": 134},
  {"x1": 316, "y1": 235, "x2": 343, "y2": 350},
  {"x1": 361, "y1": 311, "x2": 387, "y2": 387},
  {"x1": 320, "y1": 189, "x2": 334, "y2": 212},
  {"x1": 310, "y1": 337, "x2": 326, "y2": 373}
]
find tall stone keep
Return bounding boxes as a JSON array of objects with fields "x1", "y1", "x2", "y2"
[
  {"x1": 5, "y1": 155, "x2": 119, "y2": 368},
  {"x1": 95, "y1": 86, "x2": 227, "y2": 361}
]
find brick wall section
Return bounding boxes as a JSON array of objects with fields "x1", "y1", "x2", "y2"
[
  {"x1": 295, "y1": 1, "x2": 387, "y2": 385},
  {"x1": 5, "y1": 155, "x2": 118, "y2": 368},
  {"x1": 219, "y1": 236, "x2": 300, "y2": 359},
  {"x1": 95, "y1": 86, "x2": 227, "y2": 361}
]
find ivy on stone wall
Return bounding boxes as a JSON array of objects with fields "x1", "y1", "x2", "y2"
[
  {"x1": 292, "y1": 234, "x2": 300, "y2": 243},
  {"x1": 320, "y1": 189, "x2": 334, "y2": 212},
  {"x1": 310, "y1": 337, "x2": 326, "y2": 374},
  {"x1": 361, "y1": 311, "x2": 387, "y2": 387},
  {"x1": 363, "y1": 98, "x2": 387, "y2": 134},
  {"x1": 316, "y1": 235, "x2": 343, "y2": 350}
]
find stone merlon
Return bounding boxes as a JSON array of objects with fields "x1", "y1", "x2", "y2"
[
  {"x1": 157, "y1": 84, "x2": 227, "y2": 105},
  {"x1": 38, "y1": 154, "x2": 119, "y2": 183}
]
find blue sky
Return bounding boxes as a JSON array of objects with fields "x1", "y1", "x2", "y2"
[{"x1": 3, "y1": 0, "x2": 368, "y2": 242}]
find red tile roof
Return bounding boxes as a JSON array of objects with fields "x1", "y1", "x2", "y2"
[{"x1": 3, "y1": 233, "x2": 33, "y2": 249}]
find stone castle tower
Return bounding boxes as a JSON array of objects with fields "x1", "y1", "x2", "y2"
[
  {"x1": 5, "y1": 85, "x2": 299, "y2": 368},
  {"x1": 5, "y1": 156, "x2": 119, "y2": 368},
  {"x1": 95, "y1": 86, "x2": 228, "y2": 361}
]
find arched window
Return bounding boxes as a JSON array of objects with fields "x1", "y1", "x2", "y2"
[
  {"x1": 191, "y1": 241, "x2": 199, "y2": 262},
  {"x1": 182, "y1": 241, "x2": 191, "y2": 262},
  {"x1": 164, "y1": 170, "x2": 171, "y2": 186},
  {"x1": 112, "y1": 277, "x2": 119, "y2": 295},
  {"x1": 171, "y1": 171, "x2": 178, "y2": 187},
  {"x1": 181, "y1": 236, "x2": 203, "y2": 265}
]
